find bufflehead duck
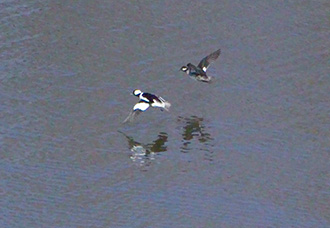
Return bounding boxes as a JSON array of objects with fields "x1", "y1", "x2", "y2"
[
  {"x1": 180, "y1": 49, "x2": 221, "y2": 83},
  {"x1": 123, "y1": 89, "x2": 171, "y2": 123}
]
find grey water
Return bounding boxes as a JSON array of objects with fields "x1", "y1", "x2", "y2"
[{"x1": 1, "y1": 0, "x2": 329, "y2": 227}]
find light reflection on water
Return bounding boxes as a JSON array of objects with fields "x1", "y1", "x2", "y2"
[
  {"x1": 119, "y1": 115, "x2": 216, "y2": 165},
  {"x1": 178, "y1": 116, "x2": 214, "y2": 158},
  {"x1": 118, "y1": 130, "x2": 168, "y2": 166}
]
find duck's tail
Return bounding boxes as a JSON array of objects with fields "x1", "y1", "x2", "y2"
[
  {"x1": 162, "y1": 100, "x2": 171, "y2": 112},
  {"x1": 157, "y1": 96, "x2": 171, "y2": 111}
]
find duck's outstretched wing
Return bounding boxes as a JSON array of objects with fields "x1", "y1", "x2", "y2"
[
  {"x1": 123, "y1": 110, "x2": 141, "y2": 123},
  {"x1": 197, "y1": 49, "x2": 221, "y2": 72}
]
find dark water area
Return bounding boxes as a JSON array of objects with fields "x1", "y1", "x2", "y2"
[{"x1": 1, "y1": 0, "x2": 329, "y2": 227}]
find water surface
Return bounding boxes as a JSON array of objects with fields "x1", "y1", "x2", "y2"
[{"x1": 1, "y1": 0, "x2": 329, "y2": 227}]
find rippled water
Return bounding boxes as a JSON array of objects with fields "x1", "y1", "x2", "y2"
[{"x1": 1, "y1": 0, "x2": 329, "y2": 227}]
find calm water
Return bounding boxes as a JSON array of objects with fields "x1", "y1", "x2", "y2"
[{"x1": 1, "y1": 0, "x2": 329, "y2": 227}]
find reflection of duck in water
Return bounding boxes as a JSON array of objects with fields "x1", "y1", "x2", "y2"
[
  {"x1": 118, "y1": 131, "x2": 168, "y2": 163},
  {"x1": 178, "y1": 116, "x2": 213, "y2": 153},
  {"x1": 179, "y1": 116, "x2": 213, "y2": 142}
]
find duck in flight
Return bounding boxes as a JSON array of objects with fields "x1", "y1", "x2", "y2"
[
  {"x1": 123, "y1": 89, "x2": 171, "y2": 123},
  {"x1": 180, "y1": 49, "x2": 221, "y2": 83}
]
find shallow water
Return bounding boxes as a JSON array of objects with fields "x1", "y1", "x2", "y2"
[{"x1": 1, "y1": 0, "x2": 329, "y2": 227}]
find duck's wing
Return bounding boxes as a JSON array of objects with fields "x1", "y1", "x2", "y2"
[
  {"x1": 118, "y1": 130, "x2": 142, "y2": 149},
  {"x1": 197, "y1": 49, "x2": 221, "y2": 72},
  {"x1": 133, "y1": 101, "x2": 150, "y2": 111},
  {"x1": 141, "y1": 93, "x2": 158, "y2": 103},
  {"x1": 123, "y1": 110, "x2": 141, "y2": 123},
  {"x1": 142, "y1": 93, "x2": 171, "y2": 111},
  {"x1": 123, "y1": 102, "x2": 150, "y2": 123}
]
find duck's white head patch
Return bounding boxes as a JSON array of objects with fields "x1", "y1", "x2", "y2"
[
  {"x1": 133, "y1": 89, "x2": 142, "y2": 96},
  {"x1": 180, "y1": 66, "x2": 188, "y2": 72}
]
